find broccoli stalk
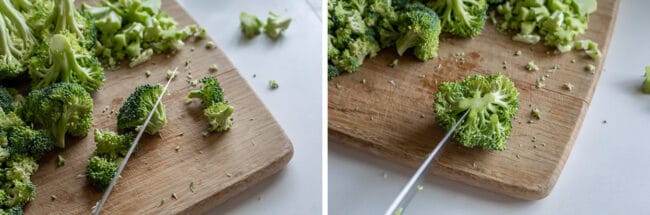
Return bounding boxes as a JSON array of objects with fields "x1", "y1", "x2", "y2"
[
  {"x1": 428, "y1": 0, "x2": 488, "y2": 37},
  {"x1": 29, "y1": 34, "x2": 104, "y2": 93},
  {"x1": 0, "y1": 0, "x2": 38, "y2": 79},
  {"x1": 117, "y1": 84, "x2": 167, "y2": 135},
  {"x1": 22, "y1": 83, "x2": 93, "y2": 148},
  {"x1": 44, "y1": 0, "x2": 95, "y2": 47},
  {"x1": 433, "y1": 74, "x2": 519, "y2": 150},
  {"x1": 395, "y1": 3, "x2": 441, "y2": 61}
]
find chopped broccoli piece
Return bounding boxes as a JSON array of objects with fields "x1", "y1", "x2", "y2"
[
  {"x1": 22, "y1": 83, "x2": 93, "y2": 148},
  {"x1": 56, "y1": 155, "x2": 65, "y2": 167},
  {"x1": 564, "y1": 82, "x2": 574, "y2": 91},
  {"x1": 264, "y1": 12, "x2": 291, "y2": 39},
  {"x1": 86, "y1": 155, "x2": 119, "y2": 190},
  {"x1": 433, "y1": 74, "x2": 519, "y2": 150},
  {"x1": 240, "y1": 12, "x2": 263, "y2": 38},
  {"x1": 166, "y1": 68, "x2": 178, "y2": 80},
  {"x1": 208, "y1": 64, "x2": 219, "y2": 72},
  {"x1": 643, "y1": 66, "x2": 650, "y2": 94},
  {"x1": 585, "y1": 64, "x2": 595, "y2": 73},
  {"x1": 204, "y1": 102, "x2": 234, "y2": 133},
  {"x1": 395, "y1": 3, "x2": 441, "y2": 61},
  {"x1": 269, "y1": 80, "x2": 279, "y2": 89},
  {"x1": 117, "y1": 84, "x2": 167, "y2": 135},
  {"x1": 205, "y1": 41, "x2": 215, "y2": 49},
  {"x1": 5, "y1": 126, "x2": 53, "y2": 159},
  {"x1": 28, "y1": 34, "x2": 105, "y2": 93},
  {"x1": 93, "y1": 129, "x2": 134, "y2": 159},
  {"x1": 531, "y1": 107, "x2": 541, "y2": 119},
  {"x1": 525, "y1": 61, "x2": 538, "y2": 71},
  {"x1": 389, "y1": 59, "x2": 399, "y2": 68},
  {"x1": 187, "y1": 77, "x2": 225, "y2": 106},
  {"x1": 428, "y1": 0, "x2": 488, "y2": 37}
]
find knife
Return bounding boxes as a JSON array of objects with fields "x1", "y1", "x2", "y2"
[
  {"x1": 384, "y1": 110, "x2": 469, "y2": 215},
  {"x1": 92, "y1": 76, "x2": 174, "y2": 215}
]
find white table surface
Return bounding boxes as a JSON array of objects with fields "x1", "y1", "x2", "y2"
[
  {"x1": 329, "y1": 1, "x2": 650, "y2": 215},
  {"x1": 176, "y1": 0, "x2": 323, "y2": 214}
]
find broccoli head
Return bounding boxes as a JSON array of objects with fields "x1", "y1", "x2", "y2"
[
  {"x1": 395, "y1": 3, "x2": 441, "y2": 61},
  {"x1": 93, "y1": 129, "x2": 134, "y2": 159},
  {"x1": 42, "y1": 0, "x2": 96, "y2": 48},
  {"x1": 264, "y1": 12, "x2": 291, "y2": 39},
  {"x1": 428, "y1": 0, "x2": 488, "y2": 37},
  {"x1": 0, "y1": 0, "x2": 38, "y2": 79},
  {"x1": 187, "y1": 77, "x2": 224, "y2": 106},
  {"x1": 204, "y1": 102, "x2": 234, "y2": 133},
  {"x1": 117, "y1": 84, "x2": 167, "y2": 135},
  {"x1": 86, "y1": 155, "x2": 119, "y2": 190},
  {"x1": 240, "y1": 12, "x2": 263, "y2": 38},
  {"x1": 433, "y1": 74, "x2": 519, "y2": 150},
  {"x1": 6, "y1": 126, "x2": 53, "y2": 159},
  {"x1": 22, "y1": 83, "x2": 93, "y2": 148},
  {"x1": 0, "y1": 87, "x2": 15, "y2": 113}
]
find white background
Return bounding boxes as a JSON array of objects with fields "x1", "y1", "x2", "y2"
[
  {"x1": 329, "y1": 1, "x2": 650, "y2": 215},
  {"x1": 176, "y1": 0, "x2": 323, "y2": 214}
]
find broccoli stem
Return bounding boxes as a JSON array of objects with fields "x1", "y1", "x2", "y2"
[
  {"x1": 49, "y1": 0, "x2": 84, "y2": 38},
  {"x1": 48, "y1": 35, "x2": 100, "y2": 86},
  {"x1": 395, "y1": 31, "x2": 418, "y2": 56},
  {"x1": 0, "y1": 0, "x2": 35, "y2": 45}
]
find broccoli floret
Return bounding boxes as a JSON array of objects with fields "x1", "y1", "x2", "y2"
[
  {"x1": 187, "y1": 77, "x2": 225, "y2": 106},
  {"x1": 1, "y1": 179, "x2": 36, "y2": 208},
  {"x1": 42, "y1": 0, "x2": 95, "y2": 48},
  {"x1": 0, "y1": 206, "x2": 23, "y2": 215},
  {"x1": 86, "y1": 155, "x2": 119, "y2": 190},
  {"x1": 3, "y1": 155, "x2": 37, "y2": 182},
  {"x1": 327, "y1": 64, "x2": 341, "y2": 80},
  {"x1": 428, "y1": 0, "x2": 488, "y2": 37},
  {"x1": 204, "y1": 102, "x2": 234, "y2": 133},
  {"x1": 117, "y1": 84, "x2": 167, "y2": 135},
  {"x1": 0, "y1": 87, "x2": 15, "y2": 113},
  {"x1": 22, "y1": 83, "x2": 93, "y2": 148},
  {"x1": 433, "y1": 74, "x2": 519, "y2": 150},
  {"x1": 28, "y1": 34, "x2": 104, "y2": 93},
  {"x1": 240, "y1": 12, "x2": 263, "y2": 38},
  {"x1": 395, "y1": 3, "x2": 441, "y2": 61},
  {"x1": 0, "y1": 0, "x2": 37, "y2": 79},
  {"x1": 269, "y1": 80, "x2": 279, "y2": 89},
  {"x1": 642, "y1": 66, "x2": 650, "y2": 94},
  {"x1": 5, "y1": 126, "x2": 53, "y2": 159},
  {"x1": 93, "y1": 129, "x2": 134, "y2": 159},
  {"x1": 264, "y1": 12, "x2": 291, "y2": 39}
]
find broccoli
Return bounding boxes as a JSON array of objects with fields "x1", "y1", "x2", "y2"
[
  {"x1": 93, "y1": 129, "x2": 134, "y2": 159},
  {"x1": 264, "y1": 12, "x2": 291, "y2": 39},
  {"x1": 0, "y1": 0, "x2": 37, "y2": 79},
  {"x1": 117, "y1": 84, "x2": 167, "y2": 135},
  {"x1": 395, "y1": 3, "x2": 441, "y2": 61},
  {"x1": 42, "y1": 0, "x2": 96, "y2": 48},
  {"x1": 0, "y1": 87, "x2": 15, "y2": 113},
  {"x1": 86, "y1": 155, "x2": 119, "y2": 190},
  {"x1": 1, "y1": 155, "x2": 38, "y2": 208},
  {"x1": 642, "y1": 66, "x2": 650, "y2": 94},
  {"x1": 496, "y1": 0, "x2": 599, "y2": 54},
  {"x1": 269, "y1": 80, "x2": 279, "y2": 89},
  {"x1": 240, "y1": 12, "x2": 263, "y2": 38},
  {"x1": 22, "y1": 83, "x2": 93, "y2": 148},
  {"x1": 82, "y1": 0, "x2": 200, "y2": 68},
  {"x1": 5, "y1": 126, "x2": 53, "y2": 159},
  {"x1": 433, "y1": 74, "x2": 519, "y2": 150},
  {"x1": 428, "y1": 0, "x2": 488, "y2": 37},
  {"x1": 28, "y1": 34, "x2": 104, "y2": 93},
  {"x1": 186, "y1": 77, "x2": 234, "y2": 132},
  {"x1": 56, "y1": 155, "x2": 65, "y2": 167}
]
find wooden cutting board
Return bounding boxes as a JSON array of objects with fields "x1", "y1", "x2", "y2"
[
  {"x1": 24, "y1": 0, "x2": 293, "y2": 214},
  {"x1": 329, "y1": 0, "x2": 619, "y2": 200}
]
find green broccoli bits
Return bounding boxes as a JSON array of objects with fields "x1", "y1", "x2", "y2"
[
  {"x1": 240, "y1": 12, "x2": 263, "y2": 38},
  {"x1": 433, "y1": 74, "x2": 519, "y2": 150}
]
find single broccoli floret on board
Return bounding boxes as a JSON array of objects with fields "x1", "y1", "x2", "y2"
[
  {"x1": 117, "y1": 84, "x2": 167, "y2": 135},
  {"x1": 86, "y1": 155, "x2": 119, "y2": 190},
  {"x1": 395, "y1": 3, "x2": 441, "y2": 61},
  {"x1": 204, "y1": 102, "x2": 234, "y2": 133},
  {"x1": 433, "y1": 74, "x2": 519, "y2": 150},
  {"x1": 93, "y1": 129, "x2": 134, "y2": 159}
]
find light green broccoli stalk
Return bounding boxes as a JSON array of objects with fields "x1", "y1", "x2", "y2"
[
  {"x1": 433, "y1": 74, "x2": 519, "y2": 150},
  {"x1": 264, "y1": 12, "x2": 291, "y2": 39},
  {"x1": 43, "y1": 0, "x2": 96, "y2": 48},
  {"x1": 395, "y1": 3, "x2": 441, "y2": 61},
  {"x1": 28, "y1": 34, "x2": 105, "y2": 93},
  {"x1": 0, "y1": 0, "x2": 38, "y2": 79},
  {"x1": 240, "y1": 12, "x2": 263, "y2": 38},
  {"x1": 428, "y1": 0, "x2": 488, "y2": 37},
  {"x1": 22, "y1": 82, "x2": 94, "y2": 148},
  {"x1": 117, "y1": 84, "x2": 167, "y2": 135}
]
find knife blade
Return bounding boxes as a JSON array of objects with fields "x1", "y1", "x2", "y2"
[
  {"x1": 92, "y1": 75, "x2": 174, "y2": 215},
  {"x1": 385, "y1": 110, "x2": 469, "y2": 215}
]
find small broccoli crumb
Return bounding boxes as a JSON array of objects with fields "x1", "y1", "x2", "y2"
[
  {"x1": 527, "y1": 120, "x2": 533, "y2": 124},
  {"x1": 160, "y1": 199, "x2": 165, "y2": 206},
  {"x1": 184, "y1": 60, "x2": 192, "y2": 68},
  {"x1": 525, "y1": 61, "x2": 539, "y2": 71},
  {"x1": 564, "y1": 83, "x2": 574, "y2": 91},
  {"x1": 190, "y1": 47, "x2": 195, "y2": 52},
  {"x1": 206, "y1": 41, "x2": 216, "y2": 49},
  {"x1": 360, "y1": 79, "x2": 366, "y2": 84},
  {"x1": 535, "y1": 79, "x2": 545, "y2": 89},
  {"x1": 190, "y1": 80, "x2": 198, "y2": 87},
  {"x1": 585, "y1": 64, "x2": 596, "y2": 73},
  {"x1": 531, "y1": 108, "x2": 541, "y2": 119},
  {"x1": 51, "y1": 195, "x2": 57, "y2": 201},
  {"x1": 175, "y1": 146, "x2": 180, "y2": 152},
  {"x1": 389, "y1": 59, "x2": 399, "y2": 68},
  {"x1": 417, "y1": 185, "x2": 424, "y2": 191},
  {"x1": 57, "y1": 155, "x2": 65, "y2": 167},
  {"x1": 209, "y1": 64, "x2": 219, "y2": 72},
  {"x1": 514, "y1": 50, "x2": 522, "y2": 56},
  {"x1": 166, "y1": 68, "x2": 178, "y2": 80},
  {"x1": 145, "y1": 70, "x2": 151, "y2": 78},
  {"x1": 190, "y1": 182, "x2": 196, "y2": 193},
  {"x1": 388, "y1": 80, "x2": 396, "y2": 86},
  {"x1": 571, "y1": 59, "x2": 576, "y2": 63},
  {"x1": 171, "y1": 192, "x2": 178, "y2": 200},
  {"x1": 644, "y1": 66, "x2": 650, "y2": 94},
  {"x1": 502, "y1": 61, "x2": 508, "y2": 70},
  {"x1": 269, "y1": 80, "x2": 279, "y2": 89},
  {"x1": 395, "y1": 207, "x2": 404, "y2": 215}
]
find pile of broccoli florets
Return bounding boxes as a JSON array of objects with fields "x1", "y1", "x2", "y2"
[
  {"x1": 433, "y1": 74, "x2": 519, "y2": 150},
  {"x1": 187, "y1": 77, "x2": 234, "y2": 132},
  {"x1": 327, "y1": 0, "x2": 489, "y2": 79}
]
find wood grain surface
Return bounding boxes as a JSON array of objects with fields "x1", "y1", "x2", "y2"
[
  {"x1": 329, "y1": 0, "x2": 619, "y2": 200},
  {"x1": 24, "y1": 1, "x2": 293, "y2": 214}
]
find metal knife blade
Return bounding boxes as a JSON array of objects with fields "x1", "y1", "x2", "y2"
[
  {"x1": 92, "y1": 76, "x2": 174, "y2": 215},
  {"x1": 385, "y1": 110, "x2": 469, "y2": 215}
]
